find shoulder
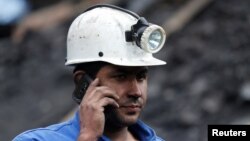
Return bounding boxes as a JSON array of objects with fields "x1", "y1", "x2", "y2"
[{"x1": 12, "y1": 120, "x2": 76, "y2": 141}]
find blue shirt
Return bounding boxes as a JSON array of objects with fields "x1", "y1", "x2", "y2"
[{"x1": 13, "y1": 111, "x2": 165, "y2": 141}]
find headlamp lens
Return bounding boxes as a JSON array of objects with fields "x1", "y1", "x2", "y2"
[{"x1": 148, "y1": 29, "x2": 163, "y2": 50}]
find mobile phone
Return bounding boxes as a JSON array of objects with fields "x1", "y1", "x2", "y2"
[{"x1": 72, "y1": 74, "x2": 93, "y2": 104}]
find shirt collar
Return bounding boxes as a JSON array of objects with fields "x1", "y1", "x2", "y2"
[{"x1": 71, "y1": 110, "x2": 157, "y2": 141}]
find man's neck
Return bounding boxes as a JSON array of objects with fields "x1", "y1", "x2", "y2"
[{"x1": 104, "y1": 126, "x2": 138, "y2": 141}]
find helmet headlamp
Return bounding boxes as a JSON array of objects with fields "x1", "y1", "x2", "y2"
[{"x1": 125, "y1": 18, "x2": 166, "y2": 53}]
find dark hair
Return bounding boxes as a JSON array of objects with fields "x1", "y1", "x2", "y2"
[{"x1": 73, "y1": 62, "x2": 109, "y2": 78}]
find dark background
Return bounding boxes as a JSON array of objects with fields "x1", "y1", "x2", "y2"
[{"x1": 1, "y1": 0, "x2": 250, "y2": 141}]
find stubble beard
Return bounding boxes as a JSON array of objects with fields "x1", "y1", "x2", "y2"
[{"x1": 104, "y1": 106, "x2": 140, "y2": 131}]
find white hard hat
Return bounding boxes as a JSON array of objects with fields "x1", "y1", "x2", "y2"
[{"x1": 65, "y1": 4, "x2": 167, "y2": 66}]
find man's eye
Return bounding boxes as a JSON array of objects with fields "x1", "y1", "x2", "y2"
[
  {"x1": 114, "y1": 74, "x2": 127, "y2": 80},
  {"x1": 136, "y1": 73, "x2": 147, "y2": 81}
]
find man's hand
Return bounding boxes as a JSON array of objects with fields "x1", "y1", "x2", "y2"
[{"x1": 77, "y1": 78, "x2": 119, "y2": 141}]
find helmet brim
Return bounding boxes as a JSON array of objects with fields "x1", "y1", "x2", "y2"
[{"x1": 65, "y1": 57, "x2": 166, "y2": 66}]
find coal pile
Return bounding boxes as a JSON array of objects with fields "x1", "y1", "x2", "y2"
[
  {"x1": 0, "y1": 25, "x2": 76, "y2": 140},
  {"x1": 1, "y1": 0, "x2": 250, "y2": 141},
  {"x1": 142, "y1": 0, "x2": 250, "y2": 140}
]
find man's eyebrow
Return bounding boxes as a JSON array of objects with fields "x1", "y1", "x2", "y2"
[
  {"x1": 114, "y1": 67, "x2": 148, "y2": 74},
  {"x1": 141, "y1": 67, "x2": 148, "y2": 72},
  {"x1": 137, "y1": 68, "x2": 148, "y2": 74}
]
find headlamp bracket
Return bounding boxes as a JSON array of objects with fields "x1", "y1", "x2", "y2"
[{"x1": 125, "y1": 17, "x2": 149, "y2": 47}]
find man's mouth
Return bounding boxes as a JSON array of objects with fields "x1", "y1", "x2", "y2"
[
  {"x1": 119, "y1": 104, "x2": 142, "y2": 112},
  {"x1": 121, "y1": 104, "x2": 141, "y2": 108}
]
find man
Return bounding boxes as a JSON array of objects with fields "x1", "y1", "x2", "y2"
[{"x1": 13, "y1": 4, "x2": 167, "y2": 141}]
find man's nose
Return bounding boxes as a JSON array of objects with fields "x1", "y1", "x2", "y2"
[{"x1": 127, "y1": 78, "x2": 142, "y2": 98}]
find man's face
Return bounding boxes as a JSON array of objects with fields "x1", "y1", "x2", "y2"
[{"x1": 96, "y1": 64, "x2": 148, "y2": 127}]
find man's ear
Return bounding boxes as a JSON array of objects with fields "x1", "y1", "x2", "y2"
[{"x1": 73, "y1": 70, "x2": 85, "y2": 85}]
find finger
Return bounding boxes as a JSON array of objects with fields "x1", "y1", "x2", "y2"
[
  {"x1": 86, "y1": 78, "x2": 100, "y2": 93},
  {"x1": 99, "y1": 97, "x2": 119, "y2": 109},
  {"x1": 99, "y1": 87, "x2": 120, "y2": 101},
  {"x1": 89, "y1": 86, "x2": 120, "y2": 101}
]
